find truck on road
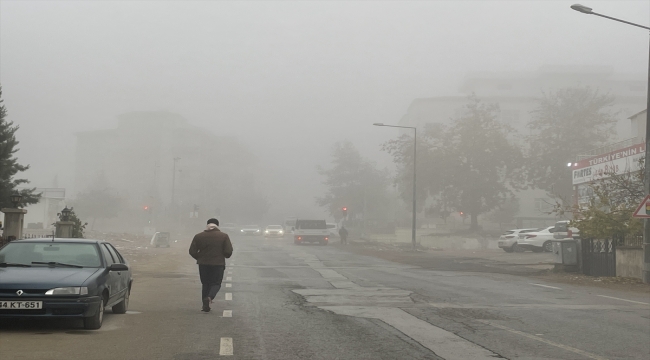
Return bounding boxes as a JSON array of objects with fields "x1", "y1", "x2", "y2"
[{"x1": 293, "y1": 219, "x2": 329, "y2": 245}]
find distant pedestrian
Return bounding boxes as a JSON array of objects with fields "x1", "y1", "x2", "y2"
[
  {"x1": 339, "y1": 226, "x2": 349, "y2": 245},
  {"x1": 189, "y1": 218, "x2": 233, "y2": 312}
]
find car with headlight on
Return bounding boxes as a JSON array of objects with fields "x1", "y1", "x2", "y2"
[
  {"x1": 264, "y1": 225, "x2": 284, "y2": 238},
  {"x1": 498, "y1": 228, "x2": 537, "y2": 252},
  {"x1": 0, "y1": 238, "x2": 132, "y2": 330},
  {"x1": 240, "y1": 225, "x2": 261, "y2": 236}
]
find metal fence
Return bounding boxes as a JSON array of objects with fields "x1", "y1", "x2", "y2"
[{"x1": 581, "y1": 238, "x2": 617, "y2": 277}]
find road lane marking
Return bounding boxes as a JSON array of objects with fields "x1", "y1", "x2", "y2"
[
  {"x1": 226, "y1": 276, "x2": 232, "y2": 281},
  {"x1": 597, "y1": 295, "x2": 649, "y2": 305},
  {"x1": 225, "y1": 283, "x2": 232, "y2": 288},
  {"x1": 477, "y1": 320, "x2": 607, "y2": 360},
  {"x1": 219, "y1": 337, "x2": 233, "y2": 356},
  {"x1": 223, "y1": 310, "x2": 232, "y2": 317},
  {"x1": 530, "y1": 283, "x2": 562, "y2": 290},
  {"x1": 227, "y1": 271, "x2": 232, "y2": 275},
  {"x1": 225, "y1": 293, "x2": 232, "y2": 300}
]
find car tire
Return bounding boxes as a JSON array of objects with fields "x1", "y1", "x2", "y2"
[
  {"x1": 543, "y1": 241, "x2": 553, "y2": 252},
  {"x1": 503, "y1": 247, "x2": 514, "y2": 253},
  {"x1": 84, "y1": 296, "x2": 105, "y2": 330},
  {"x1": 513, "y1": 243, "x2": 525, "y2": 252},
  {"x1": 112, "y1": 289, "x2": 129, "y2": 314}
]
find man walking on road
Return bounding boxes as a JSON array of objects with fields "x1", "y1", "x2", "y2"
[
  {"x1": 339, "y1": 226, "x2": 349, "y2": 245},
  {"x1": 189, "y1": 218, "x2": 233, "y2": 312}
]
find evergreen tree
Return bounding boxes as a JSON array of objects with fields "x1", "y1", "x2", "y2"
[{"x1": 0, "y1": 85, "x2": 40, "y2": 208}]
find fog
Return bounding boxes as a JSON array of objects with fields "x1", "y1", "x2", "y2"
[{"x1": 1, "y1": 0, "x2": 648, "y2": 229}]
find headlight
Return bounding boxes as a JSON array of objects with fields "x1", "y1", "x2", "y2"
[
  {"x1": 45, "y1": 287, "x2": 88, "y2": 295},
  {"x1": 265, "y1": 230, "x2": 269, "y2": 233},
  {"x1": 279, "y1": 231, "x2": 284, "y2": 234},
  {"x1": 256, "y1": 229, "x2": 260, "y2": 232},
  {"x1": 241, "y1": 229, "x2": 244, "y2": 232}
]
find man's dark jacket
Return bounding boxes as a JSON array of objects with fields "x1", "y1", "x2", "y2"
[{"x1": 189, "y1": 227, "x2": 233, "y2": 265}]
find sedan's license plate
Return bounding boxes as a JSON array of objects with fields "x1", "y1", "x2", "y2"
[{"x1": 0, "y1": 301, "x2": 43, "y2": 309}]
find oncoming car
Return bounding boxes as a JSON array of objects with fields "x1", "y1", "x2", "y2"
[
  {"x1": 264, "y1": 225, "x2": 284, "y2": 238},
  {"x1": 0, "y1": 238, "x2": 133, "y2": 330},
  {"x1": 240, "y1": 225, "x2": 261, "y2": 236}
]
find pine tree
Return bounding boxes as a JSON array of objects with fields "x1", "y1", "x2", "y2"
[{"x1": 0, "y1": 85, "x2": 40, "y2": 208}]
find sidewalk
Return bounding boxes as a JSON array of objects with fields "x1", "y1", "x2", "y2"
[{"x1": 335, "y1": 239, "x2": 650, "y2": 294}]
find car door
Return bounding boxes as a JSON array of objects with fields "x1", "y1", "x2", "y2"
[
  {"x1": 107, "y1": 244, "x2": 129, "y2": 296},
  {"x1": 100, "y1": 244, "x2": 122, "y2": 306}
]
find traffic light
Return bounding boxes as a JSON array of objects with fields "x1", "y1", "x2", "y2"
[
  {"x1": 342, "y1": 207, "x2": 348, "y2": 217},
  {"x1": 143, "y1": 206, "x2": 149, "y2": 211}
]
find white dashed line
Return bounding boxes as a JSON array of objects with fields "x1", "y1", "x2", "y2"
[
  {"x1": 226, "y1": 277, "x2": 232, "y2": 281},
  {"x1": 223, "y1": 310, "x2": 232, "y2": 317},
  {"x1": 227, "y1": 271, "x2": 232, "y2": 275},
  {"x1": 597, "y1": 295, "x2": 649, "y2": 305},
  {"x1": 225, "y1": 293, "x2": 232, "y2": 301},
  {"x1": 530, "y1": 283, "x2": 562, "y2": 290},
  {"x1": 225, "y1": 283, "x2": 232, "y2": 288},
  {"x1": 219, "y1": 337, "x2": 233, "y2": 356}
]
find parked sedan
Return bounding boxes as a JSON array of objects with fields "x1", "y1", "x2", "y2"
[
  {"x1": 240, "y1": 225, "x2": 262, "y2": 236},
  {"x1": 0, "y1": 238, "x2": 133, "y2": 330},
  {"x1": 498, "y1": 228, "x2": 538, "y2": 252},
  {"x1": 517, "y1": 226, "x2": 556, "y2": 252}
]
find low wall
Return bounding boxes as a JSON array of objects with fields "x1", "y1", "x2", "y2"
[{"x1": 616, "y1": 246, "x2": 643, "y2": 280}]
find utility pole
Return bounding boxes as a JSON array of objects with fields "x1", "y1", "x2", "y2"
[{"x1": 171, "y1": 157, "x2": 181, "y2": 206}]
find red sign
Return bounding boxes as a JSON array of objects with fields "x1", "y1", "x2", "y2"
[{"x1": 632, "y1": 195, "x2": 650, "y2": 219}]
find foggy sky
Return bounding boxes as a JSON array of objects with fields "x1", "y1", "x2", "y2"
[{"x1": 1, "y1": 0, "x2": 648, "y2": 215}]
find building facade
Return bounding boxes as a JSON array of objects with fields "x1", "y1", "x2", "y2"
[{"x1": 74, "y1": 111, "x2": 259, "y2": 231}]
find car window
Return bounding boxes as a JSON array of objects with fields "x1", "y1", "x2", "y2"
[
  {"x1": 0, "y1": 242, "x2": 101, "y2": 267},
  {"x1": 502, "y1": 231, "x2": 514, "y2": 235},
  {"x1": 520, "y1": 229, "x2": 537, "y2": 234},
  {"x1": 107, "y1": 244, "x2": 125, "y2": 264},
  {"x1": 327, "y1": 224, "x2": 337, "y2": 229},
  {"x1": 101, "y1": 244, "x2": 116, "y2": 266},
  {"x1": 267, "y1": 225, "x2": 282, "y2": 229},
  {"x1": 295, "y1": 220, "x2": 327, "y2": 229}
]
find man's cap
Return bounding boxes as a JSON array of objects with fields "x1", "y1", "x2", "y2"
[{"x1": 207, "y1": 218, "x2": 219, "y2": 226}]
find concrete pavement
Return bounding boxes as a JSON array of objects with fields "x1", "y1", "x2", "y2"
[{"x1": 1, "y1": 235, "x2": 648, "y2": 359}]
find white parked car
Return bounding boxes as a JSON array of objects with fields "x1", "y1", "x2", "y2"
[
  {"x1": 517, "y1": 226, "x2": 556, "y2": 252},
  {"x1": 498, "y1": 228, "x2": 538, "y2": 252}
]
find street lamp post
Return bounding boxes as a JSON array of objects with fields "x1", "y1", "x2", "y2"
[
  {"x1": 571, "y1": 4, "x2": 650, "y2": 284},
  {"x1": 374, "y1": 123, "x2": 418, "y2": 250},
  {"x1": 171, "y1": 157, "x2": 181, "y2": 205}
]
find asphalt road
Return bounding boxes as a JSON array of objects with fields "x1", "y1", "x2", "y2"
[{"x1": 1, "y1": 235, "x2": 649, "y2": 360}]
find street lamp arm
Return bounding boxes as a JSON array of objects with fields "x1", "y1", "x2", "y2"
[
  {"x1": 571, "y1": 4, "x2": 650, "y2": 30},
  {"x1": 373, "y1": 123, "x2": 417, "y2": 130},
  {"x1": 591, "y1": 12, "x2": 650, "y2": 30}
]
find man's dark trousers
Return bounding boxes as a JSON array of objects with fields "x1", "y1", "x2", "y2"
[{"x1": 199, "y1": 264, "x2": 225, "y2": 300}]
